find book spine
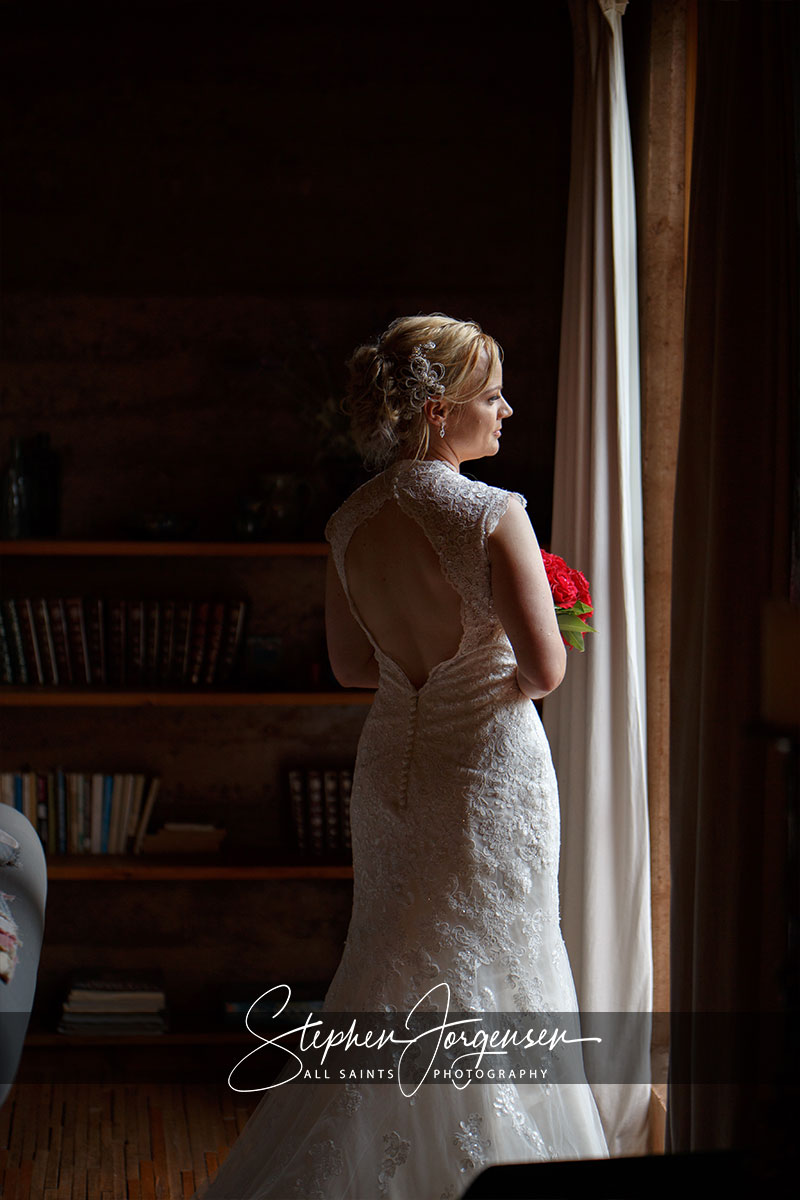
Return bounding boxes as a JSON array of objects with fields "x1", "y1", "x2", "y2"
[
  {"x1": 339, "y1": 768, "x2": 352, "y2": 852},
  {"x1": 159, "y1": 600, "x2": 176, "y2": 686},
  {"x1": 2, "y1": 601, "x2": 28, "y2": 684},
  {"x1": 66, "y1": 773, "x2": 76, "y2": 853},
  {"x1": 133, "y1": 778, "x2": 160, "y2": 855},
  {"x1": 145, "y1": 600, "x2": 160, "y2": 687},
  {"x1": 202, "y1": 601, "x2": 226, "y2": 685},
  {"x1": 306, "y1": 769, "x2": 325, "y2": 856},
  {"x1": 108, "y1": 775, "x2": 123, "y2": 854},
  {"x1": 189, "y1": 601, "x2": 210, "y2": 686},
  {"x1": 36, "y1": 773, "x2": 48, "y2": 847},
  {"x1": 65, "y1": 598, "x2": 91, "y2": 684},
  {"x1": 107, "y1": 601, "x2": 125, "y2": 687},
  {"x1": 56, "y1": 769, "x2": 67, "y2": 853},
  {"x1": 287, "y1": 768, "x2": 307, "y2": 856},
  {"x1": 118, "y1": 774, "x2": 134, "y2": 854},
  {"x1": 0, "y1": 606, "x2": 15, "y2": 683},
  {"x1": 34, "y1": 598, "x2": 58, "y2": 684},
  {"x1": 85, "y1": 598, "x2": 106, "y2": 685},
  {"x1": 216, "y1": 600, "x2": 247, "y2": 684},
  {"x1": 127, "y1": 601, "x2": 145, "y2": 687},
  {"x1": 80, "y1": 772, "x2": 91, "y2": 849},
  {"x1": 90, "y1": 773, "x2": 104, "y2": 854},
  {"x1": 47, "y1": 772, "x2": 57, "y2": 856},
  {"x1": 0, "y1": 772, "x2": 14, "y2": 809},
  {"x1": 48, "y1": 598, "x2": 73, "y2": 685},
  {"x1": 175, "y1": 601, "x2": 193, "y2": 686},
  {"x1": 20, "y1": 600, "x2": 44, "y2": 684},
  {"x1": 126, "y1": 774, "x2": 146, "y2": 851},
  {"x1": 323, "y1": 769, "x2": 340, "y2": 853},
  {"x1": 23, "y1": 771, "x2": 37, "y2": 828},
  {"x1": 101, "y1": 774, "x2": 113, "y2": 853}
]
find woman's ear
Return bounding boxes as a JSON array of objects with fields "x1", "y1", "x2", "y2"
[{"x1": 423, "y1": 397, "x2": 450, "y2": 425}]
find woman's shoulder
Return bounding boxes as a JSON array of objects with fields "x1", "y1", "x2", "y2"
[
  {"x1": 324, "y1": 468, "x2": 392, "y2": 545},
  {"x1": 393, "y1": 461, "x2": 528, "y2": 543},
  {"x1": 460, "y1": 476, "x2": 528, "y2": 538},
  {"x1": 454, "y1": 471, "x2": 527, "y2": 510},
  {"x1": 415, "y1": 462, "x2": 527, "y2": 524}
]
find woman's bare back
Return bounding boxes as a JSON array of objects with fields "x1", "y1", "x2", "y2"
[{"x1": 344, "y1": 499, "x2": 464, "y2": 690}]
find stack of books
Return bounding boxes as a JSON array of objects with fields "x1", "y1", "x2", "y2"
[
  {"x1": 287, "y1": 767, "x2": 352, "y2": 857},
  {"x1": 140, "y1": 822, "x2": 226, "y2": 855},
  {"x1": 0, "y1": 596, "x2": 248, "y2": 687},
  {"x1": 58, "y1": 968, "x2": 168, "y2": 1036}
]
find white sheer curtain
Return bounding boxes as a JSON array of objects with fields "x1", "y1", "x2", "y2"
[{"x1": 543, "y1": 0, "x2": 652, "y2": 1156}]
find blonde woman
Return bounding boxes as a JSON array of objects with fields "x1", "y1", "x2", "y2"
[{"x1": 195, "y1": 314, "x2": 607, "y2": 1199}]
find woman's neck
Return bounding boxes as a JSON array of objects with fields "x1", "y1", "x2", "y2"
[{"x1": 421, "y1": 449, "x2": 460, "y2": 473}]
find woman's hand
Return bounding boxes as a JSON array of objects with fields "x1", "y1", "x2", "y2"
[
  {"x1": 487, "y1": 498, "x2": 566, "y2": 699},
  {"x1": 324, "y1": 556, "x2": 380, "y2": 689}
]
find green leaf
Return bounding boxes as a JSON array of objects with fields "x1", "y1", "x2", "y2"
[
  {"x1": 557, "y1": 613, "x2": 594, "y2": 633},
  {"x1": 556, "y1": 608, "x2": 597, "y2": 652}
]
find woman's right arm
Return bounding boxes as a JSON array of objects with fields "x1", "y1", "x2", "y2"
[{"x1": 487, "y1": 497, "x2": 566, "y2": 699}]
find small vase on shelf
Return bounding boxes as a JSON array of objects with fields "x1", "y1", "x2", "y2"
[
  {"x1": 0, "y1": 433, "x2": 62, "y2": 538},
  {"x1": 1, "y1": 437, "x2": 34, "y2": 538}
]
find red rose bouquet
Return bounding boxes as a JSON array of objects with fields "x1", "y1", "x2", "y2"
[{"x1": 541, "y1": 550, "x2": 596, "y2": 651}]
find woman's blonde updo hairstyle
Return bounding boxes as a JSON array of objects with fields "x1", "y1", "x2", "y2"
[{"x1": 344, "y1": 313, "x2": 503, "y2": 468}]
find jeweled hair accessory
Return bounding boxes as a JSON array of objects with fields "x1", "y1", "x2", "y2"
[{"x1": 399, "y1": 341, "x2": 446, "y2": 411}]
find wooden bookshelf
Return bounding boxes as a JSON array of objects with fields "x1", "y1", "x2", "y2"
[
  {"x1": 0, "y1": 539, "x2": 329, "y2": 557},
  {"x1": 46, "y1": 856, "x2": 354, "y2": 881},
  {"x1": 0, "y1": 688, "x2": 373, "y2": 706},
  {"x1": 4, "y1": 535, "x2": 361, "y2": 1070},
  {"x1": 24, "y1": 1029, "x2": 262, "y2": 1046}
]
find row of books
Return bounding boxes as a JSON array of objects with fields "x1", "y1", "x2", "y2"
[
  {"x1": 0, "y1": 771, "x2": 161, "y2": 856},
  {"x1": 287, "y1": 766, "x2": 352, "y2": 857},
  {"x1": 59, "y1": 968, "x2": 168, "y2": 1036},
  {"x1": 0, "y1": 596, "x2": 248, "y2": 687}
]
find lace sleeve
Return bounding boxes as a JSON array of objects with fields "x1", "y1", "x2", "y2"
[{"x1": 483, "y1": 488, "x2": 528, "y2": 538}]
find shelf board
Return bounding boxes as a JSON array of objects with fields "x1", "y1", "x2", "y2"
[
  {"x1": 46, "y1": 856, "x2": 354, "y2": 881},
  {"x1": 25, "y1": 1029, "x2": 260, "y2": 1046},
  {"x1": 0, "y1": 539, "x2": 329, "y2": 557},
  {"x1": 0, "y1": 688, "x2": 373, "y2": 707}
]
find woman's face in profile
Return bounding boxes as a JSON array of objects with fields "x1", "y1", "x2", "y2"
[{"x1": 446, "y1": 358, "x2": 512, "y2": 464}]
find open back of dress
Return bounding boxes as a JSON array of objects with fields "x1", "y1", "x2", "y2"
[{"x1": 344, "y1": 499, "x2": 464, "y2": 690}]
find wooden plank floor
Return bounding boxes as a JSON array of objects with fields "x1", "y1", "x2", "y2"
[{"x1": 0, "y1": 1083, "x2": 261, "y2": 1200}]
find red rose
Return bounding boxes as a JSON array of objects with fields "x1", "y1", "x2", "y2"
[
  {"x1": 541, "y1": 550, "x2": 596, "y2": 651},
  {"x1": 542, "y1": 551, "x2": 579, "y2": 608},
  {"x1": 571, "y1": 568, "x2": 593, "y2": 621}
]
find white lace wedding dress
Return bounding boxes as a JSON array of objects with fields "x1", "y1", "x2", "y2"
[{"x1": 193, "y1": 459, "x2": 608, "y2": 1199}]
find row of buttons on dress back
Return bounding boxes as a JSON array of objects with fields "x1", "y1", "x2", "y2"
[{"x1": 396, "y1": 692, "x2": 419, "y2": 811}]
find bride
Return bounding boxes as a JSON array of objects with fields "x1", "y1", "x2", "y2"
[{"x1": 193, "y1": 314, "x2": 608, "y2": 1199}]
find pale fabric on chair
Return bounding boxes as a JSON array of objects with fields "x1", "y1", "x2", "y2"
[
  {"x1": 0, "y1": 805, "x2": 47, "y2": 1108},
  {"x1": 543, "y1": 0, "x2": 652, "y2": 1156}
]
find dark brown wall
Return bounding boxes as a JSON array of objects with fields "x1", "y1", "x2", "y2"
[
  {"x1": 1, "y1": 4, "x2": 574, "y2": 537},
  {"x1": 0, "y1": 4, "x2": 576, "y2": 1024}
]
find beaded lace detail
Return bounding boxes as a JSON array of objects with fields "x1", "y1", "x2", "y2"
[
  {"x1": 324, "y1": 459, "x2": 562, "y2": 1015},
  {"x1": 191, "y1": 459, "x2": 608, "y2": 1200}
]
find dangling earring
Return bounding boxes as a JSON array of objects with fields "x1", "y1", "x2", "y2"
[{"x1": 439, "y1": 422, "x2": 446, "y2": 439}]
